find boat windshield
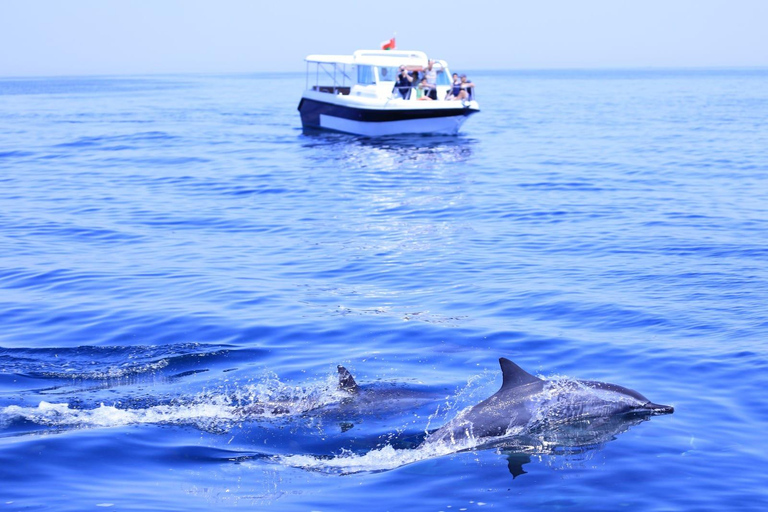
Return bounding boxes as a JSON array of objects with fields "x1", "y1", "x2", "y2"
[
  {"x1": 377, "y1": 66, "x2": 399, "y2": 82},
  {"x1": 357, "y1": 65, "x2": 375, "y2": 85}
]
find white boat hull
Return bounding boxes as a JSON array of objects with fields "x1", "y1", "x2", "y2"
[
  {"x1": 318, "y1": 113, "x2": 468, "y2": 136},
  {"x1": 298, "y1": 92, "x2": 479, "y2": 137}
]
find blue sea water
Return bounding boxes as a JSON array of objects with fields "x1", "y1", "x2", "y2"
[{"x1": 1, "y1": 68, "x2": 767, "y2": 511}]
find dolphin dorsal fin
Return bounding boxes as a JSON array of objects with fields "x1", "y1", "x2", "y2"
[
  {"x1": 499, "y1": 358, "x2": 542, "y2": 390},
  {"x1": 337, "y1": 365, "x2": 359, "y2": 393}
]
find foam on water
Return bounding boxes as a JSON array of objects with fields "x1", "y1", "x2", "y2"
[
  {"x1": 277, "y1": 441, "x2": 466, "y2": 475},
  {"x1": 0, "y1": 371, "x2": 353, "y2": 432},
  {"x1": 1, "y1": 400, "x2": 240, "y2": 429},
  {"x1": 229, "y1": 372, "x2": 349, "y2": 416}
]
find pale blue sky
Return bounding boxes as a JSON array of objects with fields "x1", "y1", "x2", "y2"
[{"x1": 2, "y1": 0, "x2": 767, "y2": 76}]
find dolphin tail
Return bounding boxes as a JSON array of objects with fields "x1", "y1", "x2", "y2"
[{"x1": 337, "y1": 365, "x2": 359, "y2": 393}]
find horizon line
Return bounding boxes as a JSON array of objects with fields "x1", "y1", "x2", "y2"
[{"x1": 2, "y1": 64, "x2": 768, "y2": 81}]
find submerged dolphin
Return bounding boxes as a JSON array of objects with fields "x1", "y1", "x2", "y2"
[
  {"x1": 425, "y1": 358, "x2": 673, "y2": 446},
  {"x1": 335, "y1": 365, "x2": 441, "y2": 412},
  {"x1": 242, "y1": 365, "x2": 439, "y2": 420}
]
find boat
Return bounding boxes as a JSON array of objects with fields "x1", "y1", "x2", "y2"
[{"x1": 297, "y1": 49, "x2": 479, "y2": 137}]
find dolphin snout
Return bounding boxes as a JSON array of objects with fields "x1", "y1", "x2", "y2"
[{"x1": 644, "y1": 402, "x2": 674, "y2": 415}]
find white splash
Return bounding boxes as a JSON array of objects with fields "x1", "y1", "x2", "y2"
[
  {"x1": 231, "y1": 372, "x2": 348, "y2": 418},
  {"x1": 278, "y1": 436, "x2": 478, "y2": 475},
  {"x1": 0, "y1": 372, "x2": 351, "y2": 430},
  {"x1": 1, "y1": 400, "x2": 240, "y2": 429}
]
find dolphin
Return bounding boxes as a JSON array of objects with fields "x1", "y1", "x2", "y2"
[
  {"x1": 334, "y1": 365, "x2": 443, "y2": 413},
  {"x1": 242, "y1": 365, "x2": 440, "y2": 421},
  {"x1": 425, "y1": 358, "x2": 673, "y2": 446}
]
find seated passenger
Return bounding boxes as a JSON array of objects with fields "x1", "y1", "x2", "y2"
[
  {"x1": 460, "y1": 74, "x2": 475, "y2": 100},
  {"x1": 416, "y1": 78, "x2": 434, "y2": 101},
  {"x1": 445, "y1": 73, "x2": 462, "y2": 100}
]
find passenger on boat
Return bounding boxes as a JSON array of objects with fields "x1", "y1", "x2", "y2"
[
  {"x1": 445, "y1": 73, "x2": 463, "y2": 100},
  {"x1": 422, "y1": 60, "x2": 438, "y2": 100},
  {"x1": 460, "y1": 74, "x2": 475, "y2": 100},
  {"x1": 416, "y1": 77, "x2": 434, "y2": 101},
  {"x1": 445, "y1": 73, "x2": 474, "y2": 101},
  {"x1": 395, "y1": 66, "x2": 414, "y2": 99}
]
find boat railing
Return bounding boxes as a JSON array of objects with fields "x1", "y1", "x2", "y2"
[
  {"x1": 306, "y1": 61, "x2": 354, "y2": 95},
  {"x1": 391, "y1": 84, "x2": 476, "y2": 101}
]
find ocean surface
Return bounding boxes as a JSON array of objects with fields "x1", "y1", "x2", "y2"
[{"x1": 1, "y1": 68, "x2": 767, "y2": 511}]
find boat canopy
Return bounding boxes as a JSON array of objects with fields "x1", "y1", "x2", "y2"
[{"x1": 305, "y1": 50, "x2": 429, "y2": 69}]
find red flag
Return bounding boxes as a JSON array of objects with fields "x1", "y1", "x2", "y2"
[{"x1": 380, "y1": 37, "x2": 396, "y2": 51}]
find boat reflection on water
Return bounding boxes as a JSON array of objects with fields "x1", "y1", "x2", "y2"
[{"x1": 300, "y1": 130, "x2": 476, "y2": 172}]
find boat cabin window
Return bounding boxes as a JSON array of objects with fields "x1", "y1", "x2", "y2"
[
  {"x1": 436, "y1": 69, "x2": 450, "y2": 85},
  {"x1": 357, "y1": 65, "x2": 376, "y2": 85},
  {"x1": 377, "y1": 66, "x2": 398, "y2": 82}
]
